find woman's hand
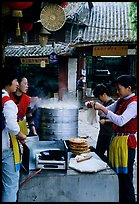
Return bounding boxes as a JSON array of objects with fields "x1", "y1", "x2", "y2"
[
  {"x1": 94, "y1": 102, "x2": 108, "y2": 115},
  {"x1": 32, "y1": 125, "x2": 38, "y2": 136},
  {"x1": 85, "y1": 101, "x2": 108, "y2": 115},
  {"x1": 94, "y1": 102, "x2": 104, "y2": 110},
  {"x1": 85, "y1": 101, "x2": 104, "y2": 110},
  {"x1": 85, "y1": 101, "x2": 95, "y2": 108},
  {"x1": 100, "y1": 119, "x2": 106, "y2": 125},
  {"x1": 16, "y1": 132, "x2": 27, "y2": 144}
]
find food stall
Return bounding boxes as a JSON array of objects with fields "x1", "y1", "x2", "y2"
[{"x1": 18, "y1": 99, "x2": 119, "y2": 202}]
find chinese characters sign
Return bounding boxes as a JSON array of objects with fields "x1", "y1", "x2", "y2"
[{"x1": 20, "y1": 57, "x2": 49, "y2": 64}]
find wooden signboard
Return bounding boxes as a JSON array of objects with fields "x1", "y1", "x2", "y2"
[
  {"x1": 20, "y1": 57, "x2": 49, "y2": 64},
  {"x1": 93, "y1": 46, "x2": 128, "y2": 56}
]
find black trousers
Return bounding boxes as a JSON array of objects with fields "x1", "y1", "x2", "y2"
[
  {"x1": 95, "y1": 124, "x2": 113, "y2": 163},
  {"x1": 118, "y1": 148, "x2": 136, "y2": 203}
]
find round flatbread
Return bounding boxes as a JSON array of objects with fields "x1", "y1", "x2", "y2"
[
  {"x1": 69, "y1": 141, "x2": 88, "y2": 146},
  {"x1": 69, "y1": 145, "x2": 89, "y2": 150},
  {"x1": 68, "y1": 137, "x2": 87, "y2": 144},
  {"x1": 71, "y1": 149, "x2": 90, "y2": 155}
]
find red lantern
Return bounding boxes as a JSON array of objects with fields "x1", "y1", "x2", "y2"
[
  {"x1": 4, "y1": 2, "x2": 33, "y2": 36},
  {"x1": 60, "y1": 2, "x2": 68, "y2": 8},
  {"x1": 4, "y1": 2, "x2": 33, "y2": 10},
  {"x1": 20, "y1": 22, "x2": 33, "y2": 32}
]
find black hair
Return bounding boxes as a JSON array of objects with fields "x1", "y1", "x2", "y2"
[
  {"x1": 1, "y1": 67, "x2": 18, "y2": 88},
  {"x1": 17, "y1": 72, "x2": 28, "y2": 84},
  {"x1": 115, "y1": 75, "x2": 136, "y2": 91},
  {"x1": 93, "y1": 84, "x2": 110, "y2": 97}
]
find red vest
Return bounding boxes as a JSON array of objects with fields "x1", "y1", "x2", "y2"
[
  {"x1": 113, "y1": 96, "x2": 137, "y2": 149},
  {"x1": 10, "y1": 93, "x2": 30, "y2": 121}
]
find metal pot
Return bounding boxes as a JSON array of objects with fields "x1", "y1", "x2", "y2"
[{"x1": 35, "y1": 107, "x2": 78, "y2": 141}]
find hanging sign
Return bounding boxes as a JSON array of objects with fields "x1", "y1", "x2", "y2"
[
  {"x1": 128, "y1": 49, "x2": 136, "y2": 55},
  {"x1": 49, "y1": 52, "x2": 58, "y2": 64},
  {"x1": 20, "y1": 57, "x2": 49, "y2": 64},
  {"x1": 93, "y1": 46, "x2": 128, "y2": 56}
]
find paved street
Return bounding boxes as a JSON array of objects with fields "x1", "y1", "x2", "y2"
[{"x1": 78, "y1": 108, "x2": 137, "y2": 202}]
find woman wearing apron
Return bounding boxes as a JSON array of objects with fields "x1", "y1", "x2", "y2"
[{"x1": 10, "y1": 73, "x2": 37, "y2": 136}]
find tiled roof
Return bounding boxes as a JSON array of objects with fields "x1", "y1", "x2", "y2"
[
  {"x1": 65, "y1": 2, "x2": 90, "y2": 26},
  {"x1": 64, "y1": 2, "x2": 86, "y2": 19},
  {"x1": 78, "y1": 2, "x2": 137, "y2": 44},
  {"x1": 4, "y1": 2, "x2": 137, "y2": 57},
  {"x1": 4, "y1": 43, "x2": 74, "y2": 57}
]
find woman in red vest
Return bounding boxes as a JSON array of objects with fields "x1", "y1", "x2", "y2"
[
  {"x1": 10, "y1": 73, "x2": 37, "y2": 136},
  {"x1": 85, "y1": 75, "x2": 137, "y2": 202},
  {"x1": 2, "y1": 68, "x2": 27, "y2": 202}
]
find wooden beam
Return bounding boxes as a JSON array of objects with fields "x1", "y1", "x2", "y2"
[{"x1": 69, "y1": 43, "x2": 94, "y2": 48}]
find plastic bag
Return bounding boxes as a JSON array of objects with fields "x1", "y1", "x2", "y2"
[{"x1": 87, "y1": 108, "x2": 99, "y2": 125}]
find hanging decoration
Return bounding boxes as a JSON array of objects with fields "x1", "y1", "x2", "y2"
[
  {"x1": 5, "y1": 2, "x2": 33, "y2": 36},
  {"x1": 60, "y1": 2, "x2": 68, "y2": 8},
  {"x1": 40, "y1": 3, "x2": 66, "y2": 32},
  {"x1": 20, "y1": 22, "x2": 33, "y2": 32},
  {"x1": 49, "y1": 52, "x2": 58, "y2": 64},
  {"x1": 20, "y1": 22, "x2": 33, "y2": 44},
  {"x1": 4, "y1": 2, "x2": 33, "y2": 10},
  {"x1": 39, "y1": 27, "x2": 51, "y2": 47}
]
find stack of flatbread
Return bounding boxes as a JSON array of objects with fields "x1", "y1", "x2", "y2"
[{"x1": 68, "y1": 138, "x2": 90, "y2": 155}]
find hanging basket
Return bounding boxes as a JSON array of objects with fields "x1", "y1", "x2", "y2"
[{"x1": 40, "y1": 3, "x2": 66, "y2": 32}]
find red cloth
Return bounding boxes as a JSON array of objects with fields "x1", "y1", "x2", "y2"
[
  {"x1": 128, "y1": 135, "x2": 137, "y2": 149},
  {"x1": 10, "y1": 93, "x2": 30, "y2": 121},
  {"x1": 113, "y1": 96, "x2": 137, "y2": 149},
  {"x1": 2, "y1": 96, "x2": 11, "y2": 107}
]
